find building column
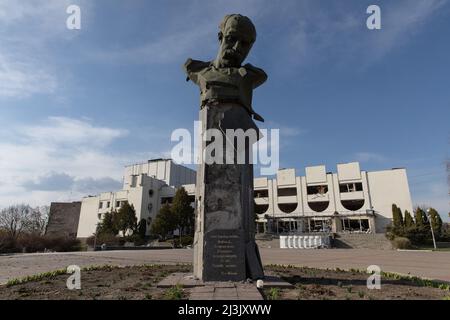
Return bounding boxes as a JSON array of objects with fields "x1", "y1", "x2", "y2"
[
  {"x1": 368, "y1": 216, "x2": 376, "y2": 234},
  {"x1": 332, "y1": 216, "x2": 342, "y2": 233}
]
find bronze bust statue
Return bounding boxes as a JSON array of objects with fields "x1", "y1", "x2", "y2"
[{"x1": 184, "y1": 14, "x2": 267, "y2": 122}]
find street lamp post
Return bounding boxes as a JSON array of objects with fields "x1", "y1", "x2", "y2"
[{"x1": 426, "y1": 208, "x2": 437, "y2": 250}]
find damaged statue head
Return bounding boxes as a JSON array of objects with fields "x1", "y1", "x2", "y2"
[{"x1": 184, "y1": 14, "x2": 267, "y2": 122}]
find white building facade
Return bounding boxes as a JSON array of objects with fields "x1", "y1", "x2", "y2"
[
  {"x1": 76, "y1": 159, "x2": 196, "y2": 238},
  {"x1": 254, "y1": 162, "x2": 413, "y2": 234},
  {"x1": 76, "y1": 160, "x2": 413, "y2": 238}
]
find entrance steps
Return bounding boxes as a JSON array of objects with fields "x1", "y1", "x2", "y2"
[
  {"x1": 332, "y1": 233, "x2": 392, "y2": 250},
  {"x1": 256, "y1": 233, "x2": 392, "y2": 250}
]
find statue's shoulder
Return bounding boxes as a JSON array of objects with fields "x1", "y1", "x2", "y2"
[
  {"x1": 243, "y1": 63, "x2": 268, "y2": 88},
  {"x1": 184, "y1": 59, "x2": 211, "y2": 76}
]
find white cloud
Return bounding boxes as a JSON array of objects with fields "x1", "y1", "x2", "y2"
[
  {"x1": 275, "y1": 0, "x2": 448, "y2": 70},
  {"x1": 412, "y1": 181, "x2": 449, "y2": 222},
  {"x1": 354, "y1": 152, "x2": 387, "y2": 163},
  {"x1": 0, "y1": 0, "x2": 89, "y2": 99},
  {"x1": 89, "y1": 25, "x2": 214, "y2": 65},
  {"x1": 20, "y1": 116, "x2": 128, "y2": 146},
  {"x1": 0, "y1": 53, "x2": 57, "y2": 98},
  {"x1": 365, "y1": 0, "x2": 448, "y2": 63},
  {"x1": 85, "y1": 0, "x2": 273, "y2": 66},
  {"x1": 0, "y1": 117, "x2": 132, "y2": 207},
  {"x1": 23, "y1": 171, "x2": 122, "y2": 194}
]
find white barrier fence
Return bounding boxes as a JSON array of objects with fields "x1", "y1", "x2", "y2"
[{"x1": 279, "y1": 235, "x2": 330, "y2": 249}]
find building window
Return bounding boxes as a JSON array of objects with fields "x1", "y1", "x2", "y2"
[
  {"x1": 106, "y1": 201, "x2": 110, "y2": 208},
  {"x1": 339, "y1": 183, "x2": 363, "y2": 193},
  {"x1": 148, "y1": 203, "x2": 153, "y2": 213},
  {"x1": 341, "y1": 218, "x2": 370, "y2": 233},
  {"x1": 254, "y1": 189, "x2": 269, "y2": 198},
  {"x1": 98, "y1": 202, "x2": 103, "y2": 209},
  {"x1": 307, "y1": 185, "x2": 328, "y2": 195},
  {"x1": 116, "y1": 201, "x2": 121, "y2": 208},
  {"x1": 161, "y1": 197, "x2": 173, "y2": 205},
  {"x1": 277, "y1": 187, "x2": 297, "y2": 197},
  {"x1": 97, "y1": 214, "x2": 102, "y2": 219},
  {"x1": 131, "y1": 175, "x2": 138, "y2": 188},
  {"x1": 149, "y1": 189, "x2": 154, "y2": 197}
]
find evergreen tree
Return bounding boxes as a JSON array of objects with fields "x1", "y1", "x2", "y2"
[
  {"x1": 428, "y1": 208, "x2": 443, "y2": 239},
  {"x1": 392, "y1": 204, "x2": 404, "y2": 235},
  {"x1": 171, "y1": 187, "x2": 195, "y2": 237},
  {"x1": 404, "y1": 210, "x2": 415, "y2": 229},
  {"x1": 414, "y1": 207, "x2": 428, "y2": 229},
  {"x1": 151, "y1": 204, "x2": 177, "y2": 240},
  {"x1": 96, "y1": 211, "x2": 118, "y2": 235},
  {"x1": 137, "y1": 218, "x2": 147, "y2": 239},
  {"x1": 113, "y1": 202, "x2": 137, "y2": 236}
]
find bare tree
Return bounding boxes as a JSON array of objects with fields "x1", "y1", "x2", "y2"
[
  {"x1": 27, "y1": 206, "x2": 50, "y2": 235},
  {"x1": 0, "y1": 204, "x2": 33, "y2": 239}
]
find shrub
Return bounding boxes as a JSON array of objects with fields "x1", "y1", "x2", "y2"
[
  {"x1": 19, "y1": 234, "x2": 81, "y2": 252},
  {"x1": 124, "y1": 234, "x2": 147, "y2": 246},
  {"x1": 0, "y1": 231, "x2": 17, "y2": 253},
  {"x1": 392, "y1": 237, "x2": 412, "y2": 249},
  {"x1": 86, "y1": 233, "x2": 121, "y2": 247},
  {"x1": 168, "y1": 235, "x2": 194, "y2": 248},
  {"x1": 0, "y1": 232, "x2": 81, "y2": 253}
]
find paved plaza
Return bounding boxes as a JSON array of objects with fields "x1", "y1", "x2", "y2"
[{"x1": 1, "y1": 248, "x2": 449, "y2": 285}]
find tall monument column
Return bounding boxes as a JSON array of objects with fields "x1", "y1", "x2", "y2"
[{"x1": 184, "y1": 14, "x2": 267, "y2": 282}]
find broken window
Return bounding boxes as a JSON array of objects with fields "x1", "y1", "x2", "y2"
[
  {"x1": 311, "y1": 219, "x2": 331, "y2": 232},
  {"x1": 341, "y1": 218, "x2": 370, "y2": 232},
  {"x1": 339, "y1": 183, "x2": 363, "y2": 193},
  {"x1": 161, "y1": 197, "x2": 173, "y2": 205},
  {"x1": 307, "y1": 185, "x2": 328, "y2": 195},
  {"x1": 254, "y1": 189, "x2": 269, "y2": 198}
]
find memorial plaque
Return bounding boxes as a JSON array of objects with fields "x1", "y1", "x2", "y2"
[{"x1": 203, "y1": 229, "x2": 246, "y2": 281}]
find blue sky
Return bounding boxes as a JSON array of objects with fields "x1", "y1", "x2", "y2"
[{"x1": 0, "y1": 0, "x2": 448, "y2": 220}]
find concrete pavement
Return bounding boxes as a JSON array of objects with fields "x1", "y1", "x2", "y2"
[{"x1": 1, "y1": 248, "x2": 449, "y2": 285}]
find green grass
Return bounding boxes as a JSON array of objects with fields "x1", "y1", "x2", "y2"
[
  {"x1": 266, "y1": 264, "x2": 450, "y2": 292},
  {"x1": 164, "y1": 284, "x2": 184, "y2": 300},
  {"x1": 6, "y1": 269, "x2": 67, "y2": 287},
  {"x1": 267, "y1": 287, "x2": 280, "y2": 300},
  {"x1": 5, "y1": 263, "x2": 193, "y2": 288}
]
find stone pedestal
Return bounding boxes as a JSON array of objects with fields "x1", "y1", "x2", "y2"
[{"x1": 193, "y1": 103, "x2": 264, "y2": 282}]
